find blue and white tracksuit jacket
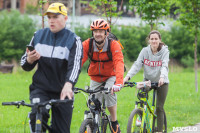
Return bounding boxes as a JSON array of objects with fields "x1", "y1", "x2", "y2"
[{"x1": 21, "y1": 28, "x2": 83, "y2": 93}]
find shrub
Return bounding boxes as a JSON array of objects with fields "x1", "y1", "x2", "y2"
[
  {"x1": 0, "y1": 10, "x2": 36, "y2": 62},
  {"x1": 75, "y1": 21, "x2": 200, "y2": 68}
]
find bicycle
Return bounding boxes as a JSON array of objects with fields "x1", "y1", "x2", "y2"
[
  {"x1": 2, "y1": 99, "x2": 73, "y2": 133},
  {"x1": 74, "y1": 86, "x2": 112, "y2": 133},
  {"x1": 124, "y1": 81, "x2": 167, "y2": 133}
]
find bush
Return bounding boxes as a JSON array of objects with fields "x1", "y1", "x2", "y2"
[
  {"x1": 111, "y1": 25, "x2": 151, "y2": 62},
  {"x1": 0, "y1": 10, "x2": 36, "y2": 62},
  {"x1": 75, "y1": 21, "x2": 200, "y2": 68},
  {"x1": 75, "y1": 25, "x2": 91, "y2": 42},
  {"x1": 162, "y1": 22, "x2": 195, "y2": 61},
  {"x1": 181, "y1": 55, "x2": 194, "y2": 68}
]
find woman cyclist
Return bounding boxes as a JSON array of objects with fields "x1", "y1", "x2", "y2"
[{"x1": 124, "y1": 30, "x2": 169, "y2": 133}]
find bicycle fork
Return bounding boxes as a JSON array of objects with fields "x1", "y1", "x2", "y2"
[
  {"x1": 141, "y1": 102, "x2": 147, "y2": 133},
  {"x1": 84, "y1": 110, "x2": 101, "y2": 133}
]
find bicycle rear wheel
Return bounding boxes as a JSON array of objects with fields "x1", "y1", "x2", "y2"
[
  {"x1": 79, "y1": 119, "x2": 94, "y2": 133},
  {"x1": 152, "y1": 110, "x2": 167, "y2": 133},
  {"x1": 127, "y1": 109, "x2": 144, "y2": 133}
]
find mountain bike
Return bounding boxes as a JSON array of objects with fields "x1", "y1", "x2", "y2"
[
  {"x1": 2, "y1": 99, "x2": 73, "y2": 133},
  {"x1": 124, "y1": 81, "x2": 167, "y2": 133},
  {"x1": 74, "y1": 86, "x2": 112, "y2": 133}
]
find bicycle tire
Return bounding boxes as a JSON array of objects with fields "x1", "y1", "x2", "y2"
[
  {"x1": 101, "y1": 115, "x2": 112, "y2": 133},
  {"x1": 127, "y1": 109, "x2": 144, "y2": 133},
  {"x1": 101, "y1": 119, "x2": 109, "y2": 133},
  {"x1": 79, "y1": 119, "x2": 94, "y2": 133},
  {"x1": 152, "y1": 110, "x2": 167, "y2": 133}
]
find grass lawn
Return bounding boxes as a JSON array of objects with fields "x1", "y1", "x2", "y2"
[{"x1": 0, "y1": 69, "x2": 200, "y2": 133}]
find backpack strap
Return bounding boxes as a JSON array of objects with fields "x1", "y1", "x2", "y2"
[
  {"x1": 88, "y1": 37, "x2": 94, "y2": 61},
  {"x1": 107, "y1": 38, "x2": 112, "y2": 61}
]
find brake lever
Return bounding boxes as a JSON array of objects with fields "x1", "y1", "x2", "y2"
[
  {"x1": 104, "y1": 88, "x2": 111, "y2": 94},
  {"x1": 74, "y1": 90, "x2": 80, "y2": 94}
]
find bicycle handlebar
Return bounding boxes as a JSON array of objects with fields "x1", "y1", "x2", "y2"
[
  {"x1": 124, "y1": 81, "x2": 159, "y2": 89},
  {"x1": 74, "y1": 86, "x2": 110, "y2": 94},
  {"x1": 124, "y1": 82, "x2": 137, "y2": 87},
  {"x1": 2, "y1": 99, "x2": 73, "y2": 108}
]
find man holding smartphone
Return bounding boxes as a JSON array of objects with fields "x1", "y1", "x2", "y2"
[{"x1": 20, "y1": 2, "x2": 83, "y2": 133}]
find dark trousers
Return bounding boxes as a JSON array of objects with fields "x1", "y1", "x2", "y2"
[
  {"x1": 29, "y1": 89, "x2": 73, "y2": 133},
  {"x1": 156, "y1": 83, "x2": 168, "y2": 132}
]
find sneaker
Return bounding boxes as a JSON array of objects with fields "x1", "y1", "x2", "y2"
[
  {"x1": 136, "y1": 117, "x2": 141, "y2": 127},
  {"x1": 111, "y1": 121, "x2": 121, "y2": 133}
]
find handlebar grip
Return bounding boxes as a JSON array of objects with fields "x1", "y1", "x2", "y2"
[
  {"x1": 50, "y1": 99, "x2": 74, "y2": 104},
  {"x1": 2, "y1": 102, "x2": 17, "y2": 105},
  {"x1": 58, "y1": 99, "x2": 73, "y2": 103}
]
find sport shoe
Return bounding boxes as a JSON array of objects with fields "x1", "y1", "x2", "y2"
[
  {"x1": 136, "y1": 117, "x2": 141, "y2": 127},
  {"x1": 111, "y1": 120, "x2": 121, "y2": 133}
]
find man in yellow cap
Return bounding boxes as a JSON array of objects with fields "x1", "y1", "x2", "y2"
[{"x1": 21, "y1": 2, "x2": 83, "y2": 133}]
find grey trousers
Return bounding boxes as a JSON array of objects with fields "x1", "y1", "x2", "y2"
[{"x1": 156, "y1": 83, "x2": 168, "y2": 132}]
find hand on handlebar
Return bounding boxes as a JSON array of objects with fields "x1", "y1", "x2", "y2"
[
  {"x1": 123, "y1": 76, "x2": 130, "y2": 85},
  {"x1": 136, "y1": 80, "x2": 151, "y2": 89},
  {"x1": 111, "y1": 84, "x2": 122, "y2": 94},
  {"x1": 60, "y1": 82, "x2": 73, "y2": 100},
  {"x1": 158, "y1": 77, "x2": 164, "y2": 87}
]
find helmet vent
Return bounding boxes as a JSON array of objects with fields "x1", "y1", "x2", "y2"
[{"x1": 99, "y1": 20, "x2": 104, "y2": 25}]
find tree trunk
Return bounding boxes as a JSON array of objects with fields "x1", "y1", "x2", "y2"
[
  {"x1": 41, "y1": 0, "x2": 44, "y2": 29},
  {"x1": 194, "y1": 27, "x2": 198, "y2": 92}
]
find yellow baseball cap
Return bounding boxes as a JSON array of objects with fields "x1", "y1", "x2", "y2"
[{"x1": 43, "y1": 3, "x2": 67, "y2": 16}]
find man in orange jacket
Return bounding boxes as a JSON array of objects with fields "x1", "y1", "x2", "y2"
[{"x1": 82, "y1": 19, "x2": 124, "y2": 133}]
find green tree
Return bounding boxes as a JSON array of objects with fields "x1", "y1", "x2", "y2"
[
  {"x1": 81, "y1": 0, "x2": 123, "y2": 29},
  {"x1": 175, "y1": 0, "x2": 200, "y2": 92},
  {"x1": 0, "y1": 10, "x2": 36, "y2": 62},
  {"x1": 129, "y1": 0, "x2": 170, "y2": 30}
]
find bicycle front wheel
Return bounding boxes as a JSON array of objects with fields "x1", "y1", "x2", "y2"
[
  {"x1": 101, "y1": 118, "x2": 109, "y2": 133},
  {"x1": 79, "y1": 119, "x2": 94, "y2": 133},
  {"x1": 127, "y1": 109, "x2": 144, "y2": 133},
  {"x1": 152, "y1": 110, "x2": 167, "y2": 133}
]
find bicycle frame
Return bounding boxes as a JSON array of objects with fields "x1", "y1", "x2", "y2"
[
  {"x1": 74, "y1": 87, "x2": 112, "y2": 133},
  {"x1": 125, "y1": 82, "x2": 159, "y2": 133},
  {"x1": 136, "y1": 88, "x2": 157, "y2": 133}
]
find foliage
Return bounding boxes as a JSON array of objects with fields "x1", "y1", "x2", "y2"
[
  {"x1": 175, "y1": 0, "x2": 200, "y2": 91},
  {"x1": 75, "y1": 25, "x2": 91, "y2": 42},
  {"x1": 26, "y1": 4, "x2": 39, "y2": 14},
  {"x1": 111, "y1": 25, "x2": 151, "y2": 62},
  {"x1": 162, "y1": 22, "x2": 195, "y2": 62},
  {"x1": 81, "y1": 0, "x2": 123, "y2": 27},
  {"x1": 175, "y1": 0, "x2": 200, "y2": 30},
  {"x1": 0, "y1": 10, "x2": 36, "y2": 62},
  {"x1": 181, "y1": 55, "x2": 194, "y2": 68},
  {"x1": 129, "y1": 0, "x2": 170, "y2": 30},
  {"x1": 75, "y1": 23, "x2": 200, "y2": 67}
]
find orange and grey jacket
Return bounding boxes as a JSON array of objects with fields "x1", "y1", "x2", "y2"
[{"x1": 82, "y1": 38, "x2": 124, "y2": 85}]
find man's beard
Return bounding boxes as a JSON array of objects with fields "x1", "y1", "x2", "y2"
[{"x1": 95, "y1": 40, "x2": 104, "y2": 45}]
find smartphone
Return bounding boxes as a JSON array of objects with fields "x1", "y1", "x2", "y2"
[{"x1": 26, "y1": 45, "x2": 35, "y2": 51}]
